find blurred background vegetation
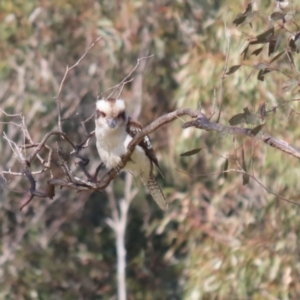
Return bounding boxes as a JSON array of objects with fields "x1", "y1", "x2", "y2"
[{"x1": 1, "y1": 0, "x2": 300, "y2": 299}]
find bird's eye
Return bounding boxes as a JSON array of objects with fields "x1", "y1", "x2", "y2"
[
  {"x1": 117, "y1": 111, "x2": 125, "y2": 119},
  {"x1": 96, "y1": 110, "x2": 106, "y2": 118}
]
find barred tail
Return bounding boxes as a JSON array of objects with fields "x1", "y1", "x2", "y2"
[{"x1": 142, "y1": 173, "x2": 168, "y2": 210}]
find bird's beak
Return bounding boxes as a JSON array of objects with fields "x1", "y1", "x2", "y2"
[{"x1": 106, "y1": 118, "x2": 117, "y2": 128}]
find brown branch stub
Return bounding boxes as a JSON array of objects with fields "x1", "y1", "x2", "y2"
[
  {"x1": 19, "y1": 195, "x2": 35, "y2": 211},
  {"x1": 20, "y1": 167, "x2": 49, "y2": 210}
]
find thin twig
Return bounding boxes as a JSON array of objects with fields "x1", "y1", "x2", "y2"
[
  {"x1": 107, "y1": 55, "x2": 153, "y2": 99},
  {"x1": 1, "y1": 169, "x2": 48, "y2": 176},
  {"x1": 177, "y1": 167, "x2": 300, "y2": 206},
  {"x1": 29, "y1": 130, "x2": 76, "y2": 163},
  {"x1": 100, "y1": 79, "x2": 133, "y2": 99},
  {"x1": 216, "y1": 19, "x2": 230, "y2": 123},
  {"x1": 0, "y1": 108, "x2": 23, "y2": 118},
  {"x1": 55, "y1": 37, "x2": 102, "y2": 131}
]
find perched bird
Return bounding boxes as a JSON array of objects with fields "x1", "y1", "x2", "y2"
[{"x1": 95, "y1": 97, "x2": 167, "y2": 210}]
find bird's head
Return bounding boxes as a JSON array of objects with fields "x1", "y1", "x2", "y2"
[{"x1": 95, "y1": 98, "x2": 128, "y2": 130}]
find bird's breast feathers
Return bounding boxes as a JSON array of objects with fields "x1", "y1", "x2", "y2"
[{"x1": 95, "y1": 127, "x2": 151, "y2": 174}]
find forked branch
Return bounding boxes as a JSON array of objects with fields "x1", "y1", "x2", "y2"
[{"x1": 3, "y1": 106, "x2": 300, "y2": 208}]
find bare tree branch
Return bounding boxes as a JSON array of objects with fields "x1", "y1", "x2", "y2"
[
  {"x1": 3, "y1": 104, "x2": 300, "y2": 209},
  {"x1": 183, "y1": 114, "x2": 300, "y2": 159}
]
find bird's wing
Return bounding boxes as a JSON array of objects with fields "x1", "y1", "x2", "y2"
[
  {"x1": 126, "y1": 118, "x2": 167, "y2": 210},
  {"x1": 126, "y1": 118, "x2": 160, "y2": 169}
]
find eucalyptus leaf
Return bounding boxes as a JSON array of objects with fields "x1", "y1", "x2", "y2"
[
  {"x1": 243, "y1": 173, "x2": 250, "y2": 185},
  {"x1": 229, "y1": 113, "x2": 245, "y2": 125},
  {"x1": 251, "y1": 123, "x2": 265, "y2": 136},
  {"x1": 251, "y1": 47, "x2": 264, "y2": 56},
  {"x1": 270, "y1": 50, "x2": 284, "y2": 63},
  {"x1": 180, "y1": 148, "x2": 202, "y2": 157},
  {"x1": 226, "y1": 65, "x2": 241, "y2": 75},
  {"x1": 223, "y1": 159, "x2": 229, "y2": 179}
]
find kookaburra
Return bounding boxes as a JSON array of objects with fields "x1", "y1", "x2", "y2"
[{"x1": 95, "y1": 97, "x2": 167, "y2": 210}]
